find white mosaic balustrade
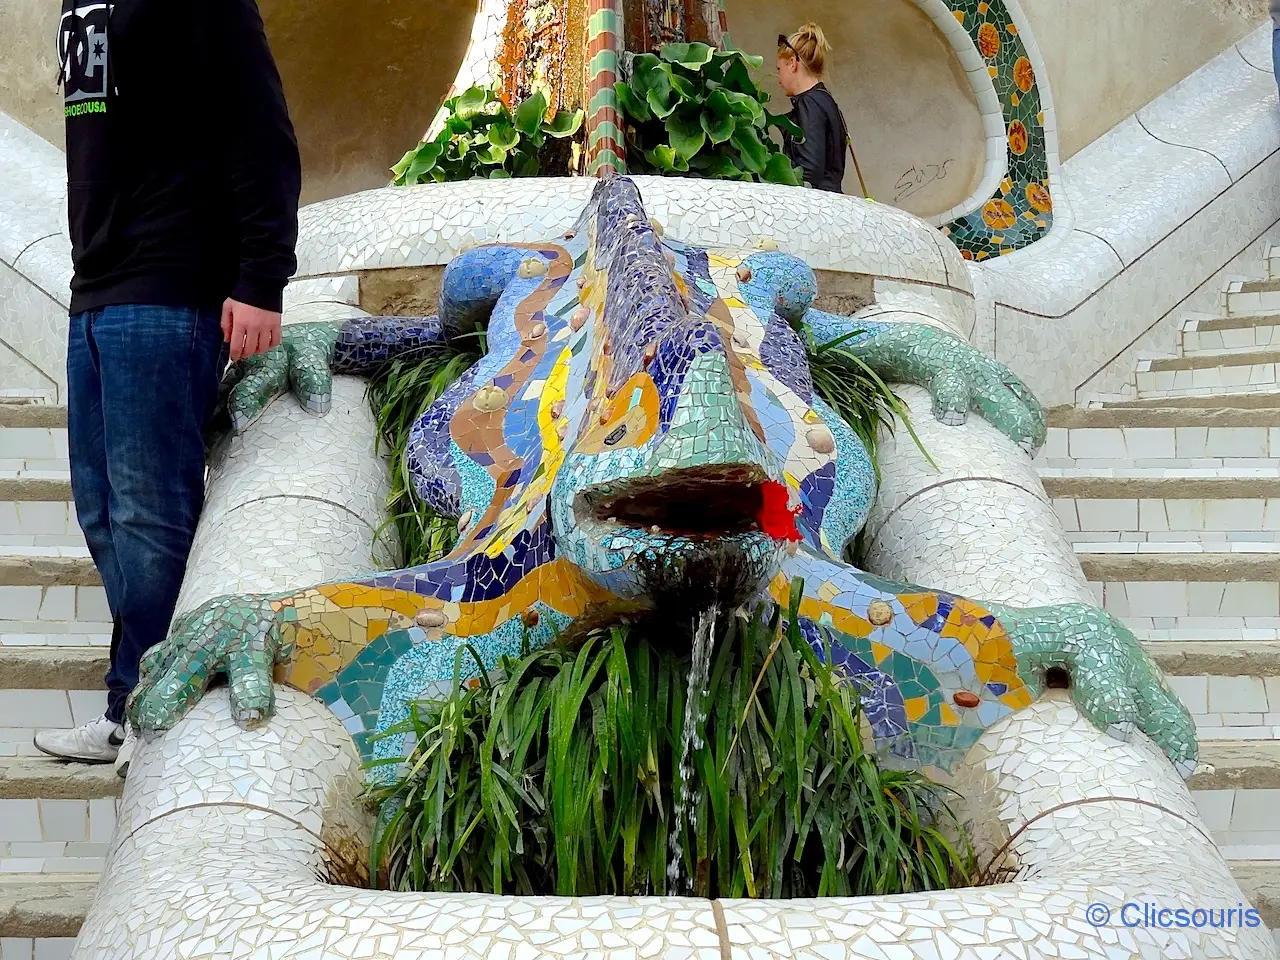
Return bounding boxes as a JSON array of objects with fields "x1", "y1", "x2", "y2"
[
  {"x1": 74, "y1": 689, "x2": 1275, "y2": 959},
  {"x1": 294, "y1": 175, "x2": 973, "y2": 299},
  {"x1": 0, "y1": 114, "x2": 70, "y2": 399},
  {"x1": 863, "y1": 385, "x2": 1095, "y2": 609},
  {"x1": 974, "y1": 27, "x2": 1280, "y2": 405}
]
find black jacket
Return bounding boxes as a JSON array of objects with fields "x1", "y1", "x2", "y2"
[
  {"x1": 782, "y1": 83, "x2": 848, "y2": 194},
  {"x1": 58, "y1": 0, "x2": 301, "y2": 314}
]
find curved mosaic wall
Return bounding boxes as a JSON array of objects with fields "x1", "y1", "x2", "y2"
[{"x1": 928, "y1": 0, "x2": 1054, "y2": 258}]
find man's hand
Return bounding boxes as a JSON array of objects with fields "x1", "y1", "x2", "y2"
[{"x1": 221, "y1": 298, "x2": 283, "y2": 361}]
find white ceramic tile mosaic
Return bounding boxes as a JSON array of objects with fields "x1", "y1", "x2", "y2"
[
  {"x1": 173, "y1": 377, "x2": 393, "y2": 620},
  {"x1": 73, "y1": 686, "x2": 1275, "y2": 960},
  {"x1": 294, "y1": 175, "x2": 970, "y2": 299},
  {"x1": 863, "y1": 387, "x2": 1094, "y2": 609}
]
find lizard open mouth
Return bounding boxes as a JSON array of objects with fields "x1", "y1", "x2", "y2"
[{"x1": 578, "y1": 468, "x2": 799, "y2": 541}]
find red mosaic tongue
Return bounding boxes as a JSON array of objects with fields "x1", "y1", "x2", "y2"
[{"x1": 755, "y1": 480, "x2": 802, "y2": 542}]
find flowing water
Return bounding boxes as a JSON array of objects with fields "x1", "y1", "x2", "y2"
[{"x1": 666, "y1": 603, "x2": 718, "y2": 894}]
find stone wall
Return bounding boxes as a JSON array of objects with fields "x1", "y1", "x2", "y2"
[
  {"x1": 723, "y1": 0, "x2": 986, "y2": 218},
  {"x1": 0, "y1": 0, "x2": 476, "y2": 205},
  {"x1": 1020, "y1": 0, "x2": 1268, "y2": 160},
  {"x1": 0, "y1": 0, "x2": 60, "y2": 148}
]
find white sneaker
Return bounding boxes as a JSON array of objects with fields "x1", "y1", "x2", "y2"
[
  {"x1": 114, "y1": 725, "x2": 139, "y2": 779},
  {"x1": 33, "y1": 716, "x2": 125, "y2": 763}
]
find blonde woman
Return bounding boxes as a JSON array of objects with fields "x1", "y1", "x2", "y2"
[{"x1": 777, "y1": 23, "x2": 849, "y2": 192}]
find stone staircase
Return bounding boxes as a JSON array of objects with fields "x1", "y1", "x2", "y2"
[
  {"x1": 1038, "y1": 246, "x2": 1280, "y2": 938},
  {"x1": 0, "y1": 393, "x2": 113, "y2": 960}
]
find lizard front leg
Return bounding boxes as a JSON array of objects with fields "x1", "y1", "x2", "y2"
[{"x1": 775, "y1": 547, "x2": 1197, "y2": 777}]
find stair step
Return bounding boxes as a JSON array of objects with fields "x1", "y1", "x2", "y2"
[
  {"x1": 0, "y1": 755, "x2": 122, "y2": 800},
  {"x1": 1146, "y1": 349, "x2": 1280, "y2": 374},
  {"x1": 1077, "y1": 543, "x2": 1280, "y2": 581},
  {"x1": 0, "y1": 648, "x2": 109, "y2": 690},
  {"x1": 0, "y1": 405, "x2": 66, "y2": 430},
  {"x1": 0, "y1": 689, "x2": 109, "y2": 750},
  {"x1": 1048, "y1": 406, "x2": 1280, "y2": 428},
  {"x1": 0, "y1": 475, "x2": 73, "y2": 502},
  {"x1": 1102, "y1": 392, "x2": 1280, "y2": 410},
  {"x1": 0, "y1": 555, "x2": 99, "y2": 588},
  {"x1": 1150, "y1": 641, "x2": 1280, "y2": 676},
  {"x1": 1188, "y1": 312, "x2": 1280, "y2": 335},
  {"x1": 1135, "y1": 364, "x2": 1280, "y2": 400},
  {"x1": 0, "y1": 873, "x2": 97, "y2": 939},
  {"x1": 1181, "y1": 328, "x2": 1280, "y2": 360},
  {"x1": 1042, "y1": 471, "x2": 1280, "y2": 499},
  {"x1": 1230, "y1": 861, "x2": 1280, "y2": 926},
  {"x1": 1192, "y1": 740, "x2": 1280, "y2": 791},
  {"x1": 0, "y1": 500, "x2": 82, "y2": 545},
  {"x1": 1226, "y1": 279, "x2": 1280, "y2": 316}
]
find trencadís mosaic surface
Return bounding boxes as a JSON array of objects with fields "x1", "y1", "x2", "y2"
[
  {"x1": 127, "y1": 174, "x2": 1191, "y2": 782},
  {"x1": 933, "y1": 0, "x2": 1054, "y2": 259}
]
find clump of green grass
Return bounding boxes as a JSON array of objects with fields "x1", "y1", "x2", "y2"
[
  {"x1": 366, "y1": 340, "x2": 482, "y2": 568},
  {"x1": 366, "y1": 585, "x2": 974, "y2": 898},
  {"x1": 805, "y1": 329, "x2": 935, "y2": 471}
]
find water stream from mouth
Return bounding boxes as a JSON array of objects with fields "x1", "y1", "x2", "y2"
[{"x1": 667, "y1": 603, "x2": 718, "y2": 895}]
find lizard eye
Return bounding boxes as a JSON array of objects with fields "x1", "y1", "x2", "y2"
[{"x1": 603, "y1": 424, "x2": 627, "y2": 446}]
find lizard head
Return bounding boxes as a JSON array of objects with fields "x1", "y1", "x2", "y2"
[{"x1": 548, "y1": 177, "x2": 848, "y2": 608}]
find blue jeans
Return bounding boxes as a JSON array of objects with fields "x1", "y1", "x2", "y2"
[
  {"x1": 1274, "y1": 27, "x2": 1279, "y2": 94},
  {"x1": 67, "y1": 305, "x2": 226, "y2": 723}
]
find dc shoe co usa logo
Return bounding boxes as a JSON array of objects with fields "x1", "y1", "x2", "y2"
[{"x1": 58, "y1": 2, "x2": 112, "y2": 117}]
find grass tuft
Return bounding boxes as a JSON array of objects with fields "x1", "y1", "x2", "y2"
[
  {"x1": 366, "y1": 586, "x2": 974, "y2": 898},
  {"x1": 366, "y1": 341, "x2": 483, "y2": 568},
  {"x1": 804, "y1": 329, "x2": 935, "y2": 472}
]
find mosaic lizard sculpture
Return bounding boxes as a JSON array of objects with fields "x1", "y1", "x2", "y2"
[{"x1": 129, "y1": 174, "x2": 1196, "y2": 779}]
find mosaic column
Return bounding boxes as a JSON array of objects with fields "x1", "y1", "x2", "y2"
[{"x1": 586, "y1": 0, "x2": 626, "y2": 174}]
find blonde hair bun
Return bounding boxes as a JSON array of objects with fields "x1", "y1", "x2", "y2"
[{"x1": 786, "y1": 22, "x2": 831, "y2": 75}]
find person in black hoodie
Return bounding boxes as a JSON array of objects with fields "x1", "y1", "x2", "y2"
[
  {"x1": 34, "y1": 0, "x2": 301, "y2": 776},
  {"x1": 776, "y1": 23, "x2": 848, "y2": 193}
]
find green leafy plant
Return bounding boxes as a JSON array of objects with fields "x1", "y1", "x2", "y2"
[
  {"x1": 392, "y1": 86, "x2": 584, "y2": 185},
  {"x1": 614, "y1": 43, "x2": 805, "y2": 185},
  {"x1": 367, "y1": 586, "x2": 974, "y2": 898},
  {"x1": 366, "y1": 335, "x2": 484, "y2": 567}
]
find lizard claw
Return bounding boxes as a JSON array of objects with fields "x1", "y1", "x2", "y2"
[
  {"x1": 993, "y1": 602, "x2": 1198, "y2": 779},
  {"x1": 221, "y1": 321, "x2": 342, "y2": 434},
  {"x1": 127, "y1": 594, "x2": 287, "y2": 736}
]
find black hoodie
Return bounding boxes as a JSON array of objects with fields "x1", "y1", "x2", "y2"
[
  {"x1": 57, "y1": 0, "x2": 301, "y2": 315},
  {"x1": 782, "y1": 82, "x2": 848, "y2": 194}
]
